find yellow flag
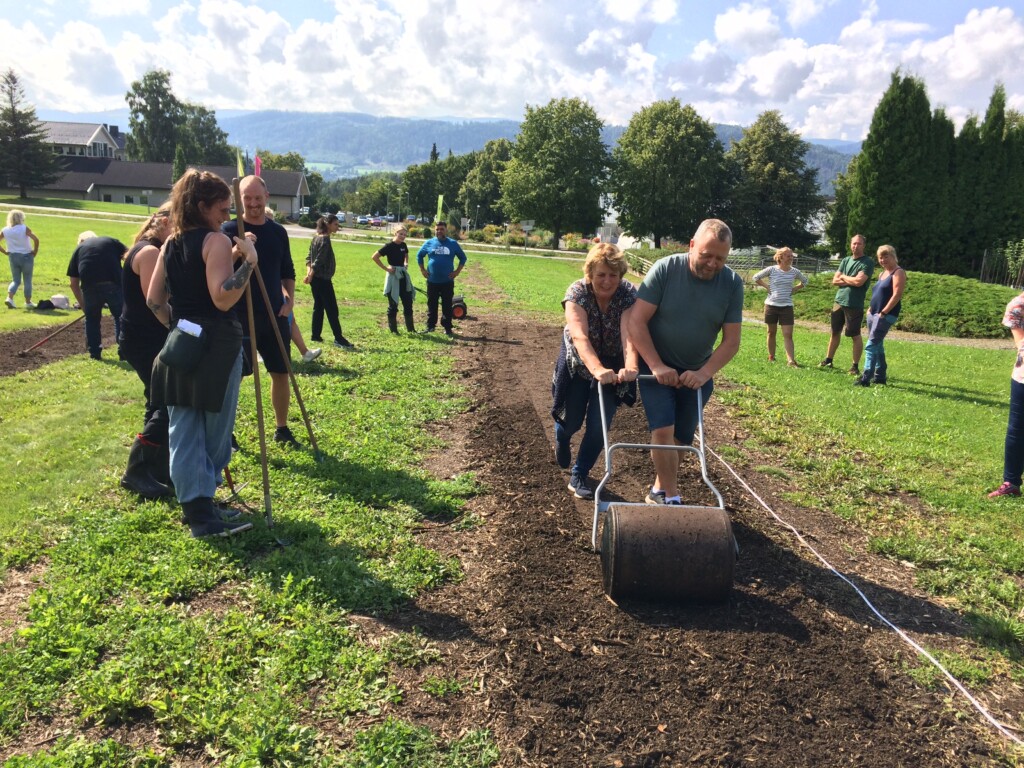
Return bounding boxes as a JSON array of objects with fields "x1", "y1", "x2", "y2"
[
  {"x1": 435, "y1": 195, "x2": 444, "y2": 224},
  {"x1": 236, "y1": 148, "x2": 244, "y2": 180}
]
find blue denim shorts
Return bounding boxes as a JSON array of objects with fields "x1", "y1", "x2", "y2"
[{"x1": 638, "y1": 372, "x2": 714, "y2": 445}]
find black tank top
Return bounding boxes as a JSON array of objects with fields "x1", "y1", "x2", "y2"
[
  {"x1": 120, "y1": 238, "x2": 169, "y2": 345},
  {"x1": 166, "y1": 229, "x2": 234, "y2": 322}
]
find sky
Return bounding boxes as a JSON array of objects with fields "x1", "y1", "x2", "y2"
[{"x1": 2, "y1": 0, "x2": 1023, "y2": 140}]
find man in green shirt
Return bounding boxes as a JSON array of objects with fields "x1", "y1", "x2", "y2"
[{"x1": 820, "y1": 234, "x2": 874, "y2": 375}]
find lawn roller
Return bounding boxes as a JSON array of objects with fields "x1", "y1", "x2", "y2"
[
  {"x1": 591, "y1": 378, "x2": 735, "y2": 602},
  {"x1": 413, "y1": 286, "x2": 468, "y2": 319}
]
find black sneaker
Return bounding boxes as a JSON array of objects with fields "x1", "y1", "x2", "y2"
[
  {"x1": 554, "y1": 436, "x2": 571, "y2": 469},
  {"x1": 848, "y1": 364, "x2": 860, "y2": 376},
  {"x1": 818, "y1": 358, "x2": 833, "y2": 368},
  {"x1": 567, "y1": 472, "x2": 593, "y2": 499},
  {"x1": 333, "y1": 336, "x2": 355, "y2": 349},
  {"x1": 190, "y1": 519, "x2": 253, "y2": 538},
  {"x1": 231, "y1": 433, "x2": 240, "y2": 453},
  {"x1": 274, "y1": 426, "x2": 300, "y2": 448},
  {"x1": 645, "y1": 487, "x2": 666, "y2": 505},
  {"x1": 420, "y1": 327, "x2": 435, "y2": 334},
  {"x1": 444, "y1": 330, "x2": 455, "y2": 338}
]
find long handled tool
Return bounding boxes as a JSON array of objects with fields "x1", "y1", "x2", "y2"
[
  {"x1": 590, "y1": 376, "x2": 735, "y2": 602},
  {"x1": 248, "y1": 264, "x2": 322, "y2": 459},
  {"x1": 16, "y1": 313, "x2": 85, "y2": 356},
  {"x1": 232, "y1": 179, "x2": 278, "y2": 538}
]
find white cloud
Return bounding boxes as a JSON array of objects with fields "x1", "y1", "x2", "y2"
[
  {"x1": 87, "y1": 0, "x2": 150, "y2": 17},
  {"x1": 714, "y1": 3, "x2": 781, "y2": 54},
  {"x1": 782, "y1": 0, "x2": 832, "y2": 28}
]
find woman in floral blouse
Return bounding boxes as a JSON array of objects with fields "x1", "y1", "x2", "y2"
[
  {"x1": 990, "y1": 292, "x2": 1024, "y2": 498},
  {"x1": 551, "y1": 243, "x2": 639, "y2": 500}
]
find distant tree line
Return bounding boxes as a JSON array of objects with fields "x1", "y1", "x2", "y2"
[{"x1": 827, "y1": 71, "x2": 1024, "y2": 276}]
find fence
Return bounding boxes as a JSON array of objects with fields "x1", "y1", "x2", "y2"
[
  {"x1": 979, "y1": 246, "x2": 1024, "y2": 288},
  {"x1": 624, "y1": 245, "x2": 836, "y2": 280}
]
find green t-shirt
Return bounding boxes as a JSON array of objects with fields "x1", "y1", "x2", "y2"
[
  {"x1": 833, "y1": 255, "x2": 875, "y2": 309},
  {"x1": 637, "y1": 253, "x2": 744, "y2": 371}
]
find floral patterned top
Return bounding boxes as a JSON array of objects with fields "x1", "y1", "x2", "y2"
[
  {"x1": 1003, "y1": 292, "x2": 1024, "y2": 384},
  {"x1": 561, "y1": 278, "x2": 637, "y2": 379}
]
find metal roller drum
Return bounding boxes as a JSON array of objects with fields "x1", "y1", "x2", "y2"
[{"x1": 601, "y1": 503, "x2": 735, "y2": 602}]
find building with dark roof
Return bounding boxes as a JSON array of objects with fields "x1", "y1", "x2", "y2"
[{"x1": 41, "y1": 121, "x2": 124, "y2": 160}]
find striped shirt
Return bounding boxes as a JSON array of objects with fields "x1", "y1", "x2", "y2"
[{"x1": 753, "y1": 265, "x2": 807, "y2": 307}]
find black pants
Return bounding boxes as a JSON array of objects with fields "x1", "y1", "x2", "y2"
[
  {"x1": 310, "y1": 276, "x2": 343, "y2": 342},
  {"x1": 426, "y1": 281, "x2": 454, "y2": 332},
  {"x1": 119, "y1": 337, "x2": 169, "y2": 443}
]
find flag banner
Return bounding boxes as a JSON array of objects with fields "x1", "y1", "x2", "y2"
[
  {"x1": 236, "y1": 148, "x2": 244, "y2": 180},
  {"x1": 254, "y1": 155, "x2": 262, "y2": 177},
  {"x1": 435, "y1": 195, "x2": 444, "y2": 224}
]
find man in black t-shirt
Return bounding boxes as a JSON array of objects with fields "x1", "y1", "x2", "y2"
[
  {"x1": 222, "y1": 176, "x2": 301, "y2": 447},
  {"x1": 67, "y1": 231, "x2": 127, "y2": 360}
]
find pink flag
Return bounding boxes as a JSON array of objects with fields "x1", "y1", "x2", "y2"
[{"x1": 254, "y1": 155, "x2": 262, "y2": 177}]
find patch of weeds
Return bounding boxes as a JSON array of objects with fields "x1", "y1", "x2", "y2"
[
  {"x1": 713, "y1": 445, "x2": 744, "y2": 460},
  {"x1": 3, "y1": 736, "x2": 169, "y2": 766},
  {"x1": 904, "y1": 648, "x2": 997, "y2": 690},
  {"x1": 755, "y1": 465, "x2": 791, "y2": 481},
  {"x1": 967, "y1": 611, "x2": 1024, "y2": 648},
  {"x1": 344, "y1": 717, "x2": 499, "y2": 768},
  {"x1": 382, "y1": 628, "x2": 442, "y2": 668},
  {"x1": 421, "y1": 675, "x2": 463, "y2": 697}
]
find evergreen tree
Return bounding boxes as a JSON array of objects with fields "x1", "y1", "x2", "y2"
[
  {"x1": 500, "y1": 97, "x2": 608, "y2": 249},
  {"x1": 1006, "y1": 111, "x2": 1024, "y2": 244},
  {"x1": 609, "y1": 99, "x2": 726, "y2": 248},
  {"x1": 824, "y1": 156, "x2": 856, "y2": 257},
  {"x1": 725, "y1": 109, "x2": 823, "y2": 248},
  {"x1": 979, "y1": 84, "x2": 1009, "y2": 249},
  {"x1": 848, "y1": 71, "x2": 933, "y2": 265},
  {"x1": 172, "y1": 144, "x2": 186, "y2": 184},
  {"x1": 0, "y1": 69, "x2": 60, "y2": 198},
  {"x1": 951, "y1": 116, "x2": 983, "y2": 273},
  {"x1": 920, "y1": 108, "x2": 956, "y2": 272}
]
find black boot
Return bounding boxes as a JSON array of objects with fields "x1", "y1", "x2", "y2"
[
  {"x1": 404, "y1": 312, "x2": 416, "y2": 333},
  {"x1": 181, "y1": 497, "x2": 252, "y2": 538},
  {"x1": 387, "y1": 314, "x2": 399, "y2": 334},
  {"x1": 121, "y1": 436, "x2": 173, "y2": 498}
]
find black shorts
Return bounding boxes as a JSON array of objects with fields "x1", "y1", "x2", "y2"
[
  {"x1": 830, "y1": 303, "x2": 864, "y2": 337},
  {"x1": 764, "y1": 304, "x2": 795, "y2": 326},
  {"x1": 242, "y1": 315, "x2": 291, "y2": 374}
]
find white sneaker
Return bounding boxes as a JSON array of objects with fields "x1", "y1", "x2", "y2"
[
  {"x1": 4, "y1": 297, "x2": 14, "y2": 309},
  {"x1": 301, "y1": 348, "x2": 322, "y2": 363},
  {"x1": 23, "y1": 301, "x2": 35, "y2": 309}
]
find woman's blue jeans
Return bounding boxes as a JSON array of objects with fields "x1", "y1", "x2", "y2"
[
  {"x1": 7, "y1": 252, "x2": 33, "y2": 299},
  {"x1": 1004, "y1": 378, "x2": 1024, "y2": 487},
  {"x1": 864, "y1": 312, "x2": 897, "y2": 380},
  {"x1": 555, "y1": 376, "x2": 617, "y2": 478},
  {"x1": 168, "y1": 352, "x2": 243, "y2": 503}
]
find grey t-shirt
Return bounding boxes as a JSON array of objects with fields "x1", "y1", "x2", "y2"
[{"x1": 637, "y1": 253, "x2": 744, "y2": 371}]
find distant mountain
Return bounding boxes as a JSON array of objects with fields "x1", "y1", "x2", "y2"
[{"x1": 39, "y1": 108, "x2": 856, "y2": 195}]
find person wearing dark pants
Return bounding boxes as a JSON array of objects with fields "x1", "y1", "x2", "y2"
[
  {"x1": 372, "y1": 225, "x2": 416, "y2": 333},
  {"x1": 416, "y1": 220, "x2": 466, "y2": 337},
  {"x1": 67, "y1": 232, "x2": 127, "y2": 360},
  {"x1": 304, "y1": 214, "x2": 351, "y2": 347},
  {"x1": 990, "y1": 291, "x2": 1024, "y2": 499},
  {"x1": 118, "y1": 207, "x2": 173, "y2": 498}
]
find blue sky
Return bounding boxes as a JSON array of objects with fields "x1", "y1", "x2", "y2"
[{"x1": 2, "y1": 1, "x2": 1022, "y2": 139}]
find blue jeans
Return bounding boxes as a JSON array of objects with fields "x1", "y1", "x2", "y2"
[
  {"x1": 555, "y1": 377, "x2": 618, "y2": 477},
  {"x1": 1004, "y1": 378, "x2": 1024, "y2": 487},
  {"x1": 168, "y1": 352, "x2": 242, "y2": 503},
  {"x1": 7, "y1": 252, "x2": 33, "y2": 300},
  {"x1": 638, "y1": 374, "x2": 714, "y2": 445},
  {"x1": 864, "y1": 312, "x2": 897, "y2": 380},
  {"x1": 82, "y1": 282, "x2": 123, "y2": 356}
]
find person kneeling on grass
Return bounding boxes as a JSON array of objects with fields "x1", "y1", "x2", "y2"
[
  {"x1": 990, "y1": 290, "x2": 1024, "y2": 499},
  {"x1": 551, "y1": 243, "x2": 639, "y2": 500}
]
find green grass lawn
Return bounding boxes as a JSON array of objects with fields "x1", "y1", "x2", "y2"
[{"x1": 3, "y1": 209, "x2": 1024, "y2": 760}]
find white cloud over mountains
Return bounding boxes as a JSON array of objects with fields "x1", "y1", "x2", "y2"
[{"x1": 1, "y1": 1, "x2": 1021, "y2": 140}]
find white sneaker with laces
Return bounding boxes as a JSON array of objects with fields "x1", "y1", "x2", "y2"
[
  {"x1": 301, "y1": 348, "x2": 322, "y2": 362},
  {"x1": 23, "y1": 301, "x2": 35, "y2": 309},
  {"x1": 4, "y1": 297, "x2": 15, "y2": 309}
]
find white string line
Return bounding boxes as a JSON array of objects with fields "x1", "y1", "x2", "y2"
[{"x1": 703, "y1": 441, "x2": 1024, "y2": 746}]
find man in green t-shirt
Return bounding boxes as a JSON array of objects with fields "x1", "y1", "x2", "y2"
[{"x1": 820, "y1": 234, "x2": 874, "y2": 375}]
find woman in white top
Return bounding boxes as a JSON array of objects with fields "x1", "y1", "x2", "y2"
[
  {"x1": 1, "y1": 209, "x2": 40, "y2": 309},
  {"x1": 753, "y1": 247, "x2": 807, "y2": 367}
]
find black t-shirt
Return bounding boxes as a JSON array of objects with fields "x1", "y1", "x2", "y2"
[
  {"x1": 67, "y1": 236, "x2": 127, "y2": 285},
  {"x1": 378, "y1": 240, "x2": 409, "y2": 267},
  {"x1": 221, "y1": 218, "x2": 295, "y2": 320}
]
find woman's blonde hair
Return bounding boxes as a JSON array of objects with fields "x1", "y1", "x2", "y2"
[
  {"x1": 774, "y1": 246, "x2": 794, "y2": 264},
  {"x1": 6, "y1": 210, "x2": 24, "y2": 227},
  {"x1": 132, "y1": 205, "x2": 171, "y2": 245},
  {"x1": 583, "y1": 242, "x2": 628, "y2": 281},
  {"x1": 394, "y1": 225, "x2": 408, "y2": 236},
  {"x1": 877, "y1": 244, "x2": 897, "y2": 264}
]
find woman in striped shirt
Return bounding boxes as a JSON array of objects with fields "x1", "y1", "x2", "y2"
[{"x1": 753, "y1": 247, "x2": 807, "y2": 367}]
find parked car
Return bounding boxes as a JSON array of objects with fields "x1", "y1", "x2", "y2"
[
  {"x1": 386, "y1": 213, "x2": 396, "y2": 222},
  {"x1": 406, "y1": 215, "x2": 417, "y2": 222},
  {"x1": 369, "y1": 216, "x2": 384, "y2": 227},
  {"x1": 357, "y1": 215, "x2": 370, "y2": 225}
]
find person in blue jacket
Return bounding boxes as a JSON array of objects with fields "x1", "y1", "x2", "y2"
[{"x1": 417, "y1": 220, "x2": 466, "y2": 337}]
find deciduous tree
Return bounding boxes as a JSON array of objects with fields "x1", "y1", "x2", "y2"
[
  {"x1": 609, "y1": 99, "x2": 726, "y2": 248},
  {"x1": 500, "y1": 97, "x2": 608, "y2": 249},
  {"x1": 0, "y1": 69, "x2": 60, "y2": 198},
  {"x1": 725, "y1": 110, "x2": 823, "y2": 248},
  {"x1": 460, "y1": 138, "x2": 512, "y2": 227}
]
